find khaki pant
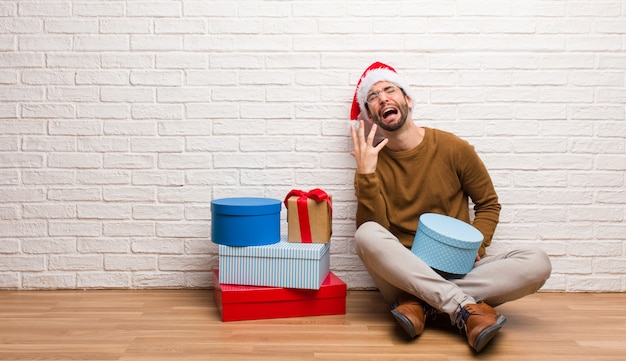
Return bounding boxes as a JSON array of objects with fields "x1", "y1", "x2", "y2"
[{"x1": 355, "y1": 221, "x2": 552, "y2": 319}]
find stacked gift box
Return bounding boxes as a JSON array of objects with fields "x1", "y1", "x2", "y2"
[{"x1": 211, "y1": 189, "x2": 347, "y2": 322}]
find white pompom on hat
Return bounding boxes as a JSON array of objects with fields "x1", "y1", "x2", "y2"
[{"x1": 350, "y1": 62, "x2": 414, "y2": 120}]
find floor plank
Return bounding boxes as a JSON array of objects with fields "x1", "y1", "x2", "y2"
[{"x1": 0, "y1": 290, "x2": 624, "y2": 360}]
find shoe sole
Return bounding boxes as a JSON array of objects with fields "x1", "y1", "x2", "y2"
[
  {"x1": 472, "y1": 315, "x2": 507, "y2": 352},
  {"x1": 391, "y1": 308, "x2": 418, "y2": 339}
]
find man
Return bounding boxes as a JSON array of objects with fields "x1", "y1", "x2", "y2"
[{"x1": 349, "y1": 62, "x2": 552, "y2": 352}]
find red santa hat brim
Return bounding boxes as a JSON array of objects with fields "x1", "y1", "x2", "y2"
[{"x1": 350, "y1": 62, "x2": 414, "y2": 120}]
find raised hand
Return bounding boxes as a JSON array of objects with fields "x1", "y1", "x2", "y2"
[{"x1": 349, "y1": 120, "x2": 388, "y2": 174}]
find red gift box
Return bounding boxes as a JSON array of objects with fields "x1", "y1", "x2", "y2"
[{"x1": 213, "y1": 269, "x2": 346, "y2": 322}]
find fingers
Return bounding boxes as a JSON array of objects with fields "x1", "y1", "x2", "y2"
[
  {"x1": 366, "y1": 122, "x2": 377, "y2": 145},
  {"x1": 351, "y1": 120, "x2": 377, "y2": 146},
  {"x1": 374, "y1": 137, "x2": 389, "y2": 151},
  {"x1": 349, "y1": 120, "x2": 385, "y2": 174},
  {"x1": 349, "y1": 120, "x2": 361, "y2": 154},
  {"x1": 350, "y1": 119, "x2": 386, "y2": 156}
]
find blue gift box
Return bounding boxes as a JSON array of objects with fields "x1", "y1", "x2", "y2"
[
  {"x1": 411, "y1": 213, "x2": 483, "y2": 275},
  {"x1": 211, "y1": 197, "x2": 281, "y2": 246},
  {"x1": 218, "y1": 236, "x2": 330, "y2": 290}
]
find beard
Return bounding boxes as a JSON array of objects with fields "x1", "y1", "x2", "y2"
[{"x1": 370, "y1": 98, "x2": 411, "y2": 132}]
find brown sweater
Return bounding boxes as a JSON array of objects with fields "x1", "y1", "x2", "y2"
[{"x1": 354, "y1": 127, "x2": 501, "y2": 256}]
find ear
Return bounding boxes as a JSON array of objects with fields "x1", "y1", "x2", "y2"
[
  {"x1": 364, "y1": 104, "x2": 373, "y2": 120},
  {"x1": 405, "y1": 93, "x2": 413, "y2": 109}
]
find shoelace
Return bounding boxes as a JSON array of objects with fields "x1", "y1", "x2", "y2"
[
  {"x1": 423, "y1": 302, "x2": 438, "y2": 320},
  {"x1": 453, "y1": 303, "x2": 473, "y2": 333}
]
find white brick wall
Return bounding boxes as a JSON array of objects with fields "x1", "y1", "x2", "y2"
[{"x1": 0, "y1": 0, "x2": 624, "y2": 292}]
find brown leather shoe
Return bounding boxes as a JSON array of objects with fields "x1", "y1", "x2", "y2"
[
  {"x1": 391, "y1": 298, "x2": 427, "y2": 338},
  {"x1": 460, "y1": 301, "x2": 507, "y2": 352}
]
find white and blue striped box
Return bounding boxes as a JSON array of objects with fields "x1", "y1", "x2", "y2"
[{"x1": 218, "y1": 235, "x2": 330, "y2": 290}]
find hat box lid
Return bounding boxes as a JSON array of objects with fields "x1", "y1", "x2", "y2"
[
  {"x1": 211, "y1": 197, "x2": 281, "y2": 216},
  {"x1": 411, "y1": 213, "x2": 483, "y2": 275},
  {"x1": 211, "y1": 197, "x2": 281, "y2": 246}
]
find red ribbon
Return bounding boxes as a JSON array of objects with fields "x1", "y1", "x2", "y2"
[{"x1": 284, "y1": 188, "x2": 332, "y2": 243}]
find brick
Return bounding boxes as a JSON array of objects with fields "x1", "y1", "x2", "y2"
[
  {"x1": 77, "y1": 104, "x2": 130, "y2": 119},
  {"x1": 78, "y1": 238, "x2": 131, "y2": 254},
  {"x1": 158, "y1": 154, "x2": 212, "y2": 169},
  {"x1": 47, "y1": 53, "x2": 100, "y2": 68},
  {"x1": 0, "y1": 18, "x2": 42, "y2": 33},
  {"x1": 48, "y1": 120, "x2": 102, "y2": 136},
  {"x1": 49, "y1": 221, "x2": 102, "y2": 237},
  {"x1": 130, "y1": 137, "x2": 184, "y2": 153},
  {"x1": 131, "y1": 104, "x2": 183, "y2": 120},
  {"x1": 0, "y1": 189, "x2": 46, "y2": 203},
  {"x1": 567, "y1": 276, "x2": 621, "y2": 292},
  {"x1": 155, "y1": 19, "x2": 207, "y2": 34},
  {"x1": 0, "y1": 153, "x2": 44, "y2": 168},
  {"x1": 103, "y1": 222, "x2": 155, "y2": 237},
  {"x1": 77, "y1": 273, "x2": 130, "y2": 288},
  {"x1": 127, "y1": 1, "x2": 181, "y2": 17},
  {"x1": 48, "y1": 153, "x2": 102, "y2": 169},
  {"x1": 19, "y1": 35, "x2": 72, "y2": 51},
  {"x1": 100, "y1": 19, "x2": 151, "y2": 34},
  {"x1": 103, "y1": 187, "x2": 155, "y2": 202},
  {"x1": 101, "y1": 87, "x2": 154, "y2": 102},
  {"x1": 21, "y1": 103, "x2": 75, "y2": 118},
  {"x1": 132, "y1": 272, "x2": 186, "y2": 288},
  {"x1": 19, "y1": 2, "x2": 70, "y2": 16},
  {"x1": 158, "y1": 255, "x2": 212, "y2": 271},
  {"x1": 157, "y1": 87, "x2": 212, "y2": 102},
  {"x1": 103, "y1": 154, "x2": 154, "y2": 169},
  {"x1": 48, "y1": 86, "x2": 99, "y2": 101},
  {"x1": 131, "y1": 35, "x2": 182, "y2": 51},
  {"x1": 567, "y1": 2, "x2": 621, "y2": 17},
  {"x1": 0, "y1": 256, "x2": 45, "y2": 271},
  {"x1": 157, "y1": 186, "x2": 213, "y2": 203},
  {"x1": 77, "y1": 170, "x2": 131, "y2": 185},
  {"x1": 132, "y1": 171, "x2": 184, "y2": 186},
  {"x1": 595, "y1": 258, "x2": 626, "y2": 273},
  {"x1": 133, "y1": 204, "x2": 184, "y2": 220},
  {"x1": 131, "y1": 239, "x2": 185, "y2": 254},
  {"x1": 105, "y1": 255, "x2": 156, "y2": 271},
  {"x1": 22, "y1": 274, "x2": 76, "y2": 289},
  {"x1": 77, "y1": 203, "x2": 131, "y2": 220},
  {"x1": 0, "y1": 273, "x2": 21, "y2": 289},
  {"x1": 0, "y1": 239, "x2": 19, "y2": 253},
  {"x1": 0, "y1": 86, "x2": 44, "y2": 101},
  {"x1": 73, "y1": 3, "x2": 124, "y2": 16},
  {"x1": 183, "y1": 206, "x2": 211, "y2": 221},
  {"x1": 130, "y1": 70, "x2": 183, "y2": 86},
  {"x1": 45, "y1": 19, "x2": 98, "y2": 34},
  {"x1": 23, "y1": 204, "x2": 76, "y2": 219},
  {"x1": 101, "y1": 53, "x2": 154, "y2": 69},
  {"x1": 23, "y1": 238, "x2": 76, "y2": 254},
  {"x1": 76, "y1": 71, "x2": 129, "y2": 85},
  {"x1": 75, "y1": 35, "x2": 129, "y2": 51}
]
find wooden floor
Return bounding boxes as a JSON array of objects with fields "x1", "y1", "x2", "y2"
[{"x1": 0, "y1": 290, "x2": 625, "y2": 361}]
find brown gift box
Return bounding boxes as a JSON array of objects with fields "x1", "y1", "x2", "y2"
[{"x1": 284, "y1": 189, "x2": 332, "y2": 244}]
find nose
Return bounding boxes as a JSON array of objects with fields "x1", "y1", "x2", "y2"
[{"x1": 377, "y1": 91, "x2": 390, "y2": 103}]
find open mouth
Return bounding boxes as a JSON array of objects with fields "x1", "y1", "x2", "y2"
[{"x1": 382, "y1": 107, "x2": 398, "y2": 120}]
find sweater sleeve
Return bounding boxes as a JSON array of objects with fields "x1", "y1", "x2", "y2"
[
  {"x1": 354, "y1": 172, "x2": 390, "y2": 229},
  {"x1": 456, "y1": 142, "x2": 501, "y2": 256}
]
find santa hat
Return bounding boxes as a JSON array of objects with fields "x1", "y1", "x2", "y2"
[{"x1": 350, "y1": 62, "x2": 414, "y2": 120}]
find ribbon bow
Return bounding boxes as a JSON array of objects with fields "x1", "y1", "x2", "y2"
[{"x1": 284, "y1": 188, "x2": 333, "y2": 243}]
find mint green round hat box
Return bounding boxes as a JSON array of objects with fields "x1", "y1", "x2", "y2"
[
  {"x1": 211, "y1": 197, "x2": 281, "y2": 246},
  {"x1": 411, "y1": 213, "x2": 483, "y2": 275}
]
